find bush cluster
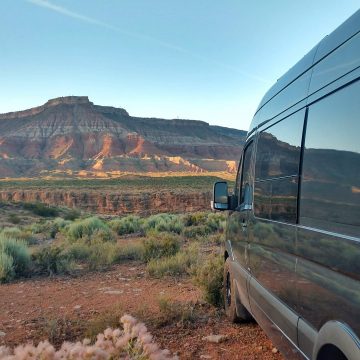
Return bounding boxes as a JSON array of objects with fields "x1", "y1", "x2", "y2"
[
  {"x1": 0, "y1": 234, "x2": 31, "y2": 283},
  {"x1": 23, "y1": 202, "x2": 59, "y2": 217},
  {"x1": 143, "y1": 214, "x2": 183, "y2": 234},
  {"x1": 143, "y1": 233, "x2": 181, "y2": 262},
  {"x1": 66, "y1": 217, "x2": 115, "y2": 244},
  {"x1": 32, "y1": 246, "x2": 73, "y2": 276},
  {"x1": 109, "y1": 215, "x2": 142, "y2": 235}
]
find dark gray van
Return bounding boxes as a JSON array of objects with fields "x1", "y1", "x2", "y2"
[{"x1": 212, "y1": 10, "x2": 360, "y2": 360}]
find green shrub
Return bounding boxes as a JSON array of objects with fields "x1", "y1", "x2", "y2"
[
  {"x1": 206, "y1": 213, "x2": 226, "y2": 232},
  {"x1": 32, "y1": 246, "x2": 73, "y2": 275},
  {"x1": 147, "y1": 243, "x2": 199, "y2": 278},
  {"x1": 109, "y1": 215, "x2": 142, "y2": 236},
  {"x1": 182, "y1": 212, "x2": 226, "y2": 233},
  {"x1": 63, "y1": 209, "x2": 81, "y2": 221},
  {"x1": 182, "y1": 212, "x2": 208, "y2": 227},
  {"x1": 66, "y1": 243, "x2": 91, "y2": 261},
  {"x1": 29, "y1": 218, "x2": 69, "y2": 239},
  {"x1": 53, "y1": 217, "x2": 71, "y2": 230},
  {"x1": 0, "y1": 252, "x2": 14, "y2": 282},
  {"x1": 1, "y1": 227, "x2": 32, "y2": 242},
  {"x1": 194, "y1": 253, "x2": 224, "y2": 307},
  {"x1": 115, "y1": 243, "x2": 145, "y2": 262},
  {"x1": 143, "y1": 214, "x2": 183, "y2": 234},
  {"x1": 182, "y1": 225, "x2": 211, "y2": 239},
  {"x1": 66, "y1": 241, "x2": 119, "y2": 270},
  {"x1": 23, "y1": 202, "x2": 59, "y2": 217},
  {"x1": 143, "y1": 233, "x2": 181, "y2": 262},
  {"x1": 66, "y1": 217, "x2": 114, "y2": 243},
  {"x1": 7, "y1": 213, "x2": 21, "y2": 224},
  {"x1": 0, "y1": 235, "x2": 31, "y2": 281},
  {"x1": 87, "y1": 242, "x2": 118, "y2": 270}
]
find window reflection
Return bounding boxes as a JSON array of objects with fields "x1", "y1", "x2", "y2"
[
  {"x1": 300, "y1": 80, "x2": 360, "y2": 237},
  {"x1": 254, "y1": 110, "x2": 305, "y2": 223},
  {"x1": 255, "y1": 111, "x2": 304, "y2": 180}
]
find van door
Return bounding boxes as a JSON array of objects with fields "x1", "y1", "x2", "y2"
[
  {"x1": 226, "y1": 141, "x2": 254, "y2": 310},
  {"x1": 247, "y1": 110, "x2": 306, "y2": 355}
]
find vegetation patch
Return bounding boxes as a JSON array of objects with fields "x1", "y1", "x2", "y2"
[
  {"x1": 22, "y1": 202, "x2": 59, "y2": 217},
  {"x1": 143, "y1": 233, "x2": 181, "y2": 262},
  {"x1": 32, "y1": 246, "x2": 74, "y2": 276},
  {"x1": 143, "y1": 213, "x2": 183, "y2": 234},
  {"x1": 109, "y1": 215, "x2": 142, "y2": 236},
  {"x1": 0, "y1": 234, "x2": 31, "y2": 282},
  {"x1": 194, "y1": 253, "x2": 224, "y2": 307},
  {"x1": 66, "y1": 217, "x2": 114, "y2": 243},
  {"x1": 147, "y1": 243, "x2": 199, "y2": 278}
]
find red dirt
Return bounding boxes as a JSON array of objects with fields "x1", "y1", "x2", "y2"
[{"x1": 0, "y1": 263, "x2": 283, "y2": 360}]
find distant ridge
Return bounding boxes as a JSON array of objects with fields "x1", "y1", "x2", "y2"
[{"x1": 0, "y1": 97, "x2": 246, "y2": 178}]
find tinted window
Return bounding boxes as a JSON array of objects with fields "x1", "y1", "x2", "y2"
[
  {"x1": 254, "y1": 110, "x2": 305, "y2": 223},
  {"x1": 240, "y1": 142, "x2": 253, "y2": 206},
  {"x1": 255, "y1": 111, "x2": 304, "y2": 180},
  {"x1": 300, "y1": 81, "x2": 360, "y2": 237},
  {"x1": 254, "y1": 175, "x2": 299, "y2": 222}
]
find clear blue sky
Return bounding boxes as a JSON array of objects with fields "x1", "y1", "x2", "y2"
[{"x1": 0, "y1": 1, "x2": 359, "y2": 130}]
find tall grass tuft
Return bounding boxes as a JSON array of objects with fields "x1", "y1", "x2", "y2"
[
  {"x1": 194, "y1": 253, "x2": 224, "y2": 307},
  {"x1": 147, "y1": 243, "x2": 199, "y2": 278},
  {"x1": 143, "y1": 213, "x2": 183, "y2": 234},
  {"x1": 0, "y1": 234, "x2": 31, "y2": 282},
  {"x1": 0, "y1": 252, "x2": 14, "y2": 282}
]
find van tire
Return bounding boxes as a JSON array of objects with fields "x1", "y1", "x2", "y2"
[{"x1": 223, "y1": 258, "x2": 251, "y2": 322}]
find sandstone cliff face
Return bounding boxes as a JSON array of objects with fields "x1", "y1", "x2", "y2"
[
  {"x1": 0, "y1": 189, "x2": 211, "y2": 215},
  {"x1": 0, "y1": 96, "x2": 246, "y2": 178}
]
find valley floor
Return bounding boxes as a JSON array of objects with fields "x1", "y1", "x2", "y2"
[{"x1": 0, "y1": 262, "x2": 282, "y2": 360}]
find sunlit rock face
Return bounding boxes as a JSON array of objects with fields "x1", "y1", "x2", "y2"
[{"x1": 0, "y1": 96, "x2": 245, "y2": 178}]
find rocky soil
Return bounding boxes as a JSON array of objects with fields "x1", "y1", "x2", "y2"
[{"x1": 0, "y1": 263, "x2": 283, "y2": 360}]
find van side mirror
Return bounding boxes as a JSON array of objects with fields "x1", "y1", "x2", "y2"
[{"x1": 211, "y1": 181, "x2": 229, "y2": 211}]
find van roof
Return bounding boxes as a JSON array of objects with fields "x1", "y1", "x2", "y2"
[{"x1": 250, "y1": 9, "x2": 360, "y2": 131}]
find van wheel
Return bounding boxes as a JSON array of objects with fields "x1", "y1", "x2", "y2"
[{"x1": 224, "y1": 258, "x2": 251, "y2": 323}]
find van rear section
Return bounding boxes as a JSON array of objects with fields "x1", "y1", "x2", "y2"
[{"x1": 213, "y1": 9, "x2": 360, "y2": 360}]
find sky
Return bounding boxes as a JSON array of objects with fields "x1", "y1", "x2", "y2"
[{"x1": 0, "y1": 1, "x2": 359, "y2": 130}]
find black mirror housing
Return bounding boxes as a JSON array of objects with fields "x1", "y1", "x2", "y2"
[{"x1": 211, "y1": 181, "x2": 229, "y2": 211}]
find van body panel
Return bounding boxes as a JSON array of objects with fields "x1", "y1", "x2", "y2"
[
  {"x1": 298, "y1": 319, "x2": 317, "y2": 360},
  {"x1": 257, "y1": 71, "x2": 311, "y2": 128},
  {"x1": 230, "y1": 260, "x2": 252, "y2": 311},
  {"x1": 248, "y1": 219, "x2": 298, "y2": 344},
  {"x1": 308, "y1": 31, "x2": 360, "y2": 96},
  {"x1": 313, "y1": 10, "x2": 360, "y2": 63},
  {"x1": 254, "y1": 45, "x2": 318, "y2": 116},
  {"x1": 248, "y1": 278, "x2": 304, "y2": 360},
  {"x1": 224, "y1": 10, "x2": 360, "y2": 359},
  {"x1": 296, "y1": 226, "x2": 360, "y2": 335}
]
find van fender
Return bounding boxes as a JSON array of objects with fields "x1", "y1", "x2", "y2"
[
  {"x1": 224, "y1": 239, "x2": 235, "y2": 261},
  {"x1": 313, "y1": 321, "x2": 360, "y2": 360}
]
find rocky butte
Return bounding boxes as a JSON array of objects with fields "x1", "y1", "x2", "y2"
[{"x1": 0, "y1": 96, "x2": 246, "y2": 178}]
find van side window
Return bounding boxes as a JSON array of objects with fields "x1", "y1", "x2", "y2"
[
  {"x1": 239, "y1": 142, "x2": 254, "y2": 208},
  {"x1": 254, "y1": 110, "x2": 305, "y2": 223},
  {"x1": 300, "y1": 81, "x2": 360, "y2": 237}
]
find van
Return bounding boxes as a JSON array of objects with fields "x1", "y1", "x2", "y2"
[{"x1": 212, "y1": 9, "x2": 360, "y2": 360}]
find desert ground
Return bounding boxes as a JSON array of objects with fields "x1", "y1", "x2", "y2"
[{"x1": 0, "y1": 179, "x2": 283, "y2": 359}]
